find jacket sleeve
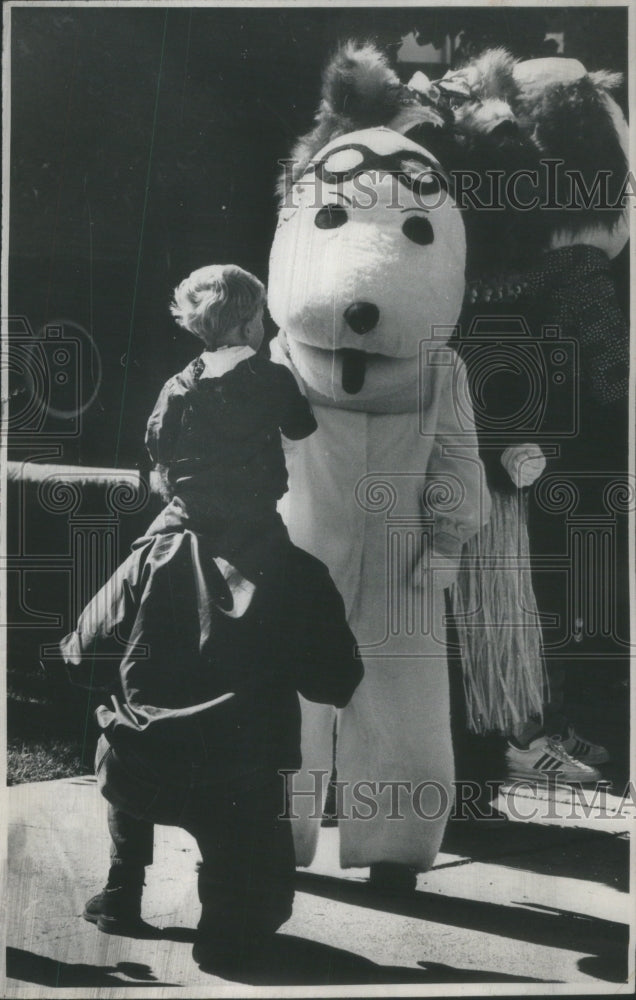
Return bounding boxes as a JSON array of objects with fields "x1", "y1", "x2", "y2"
[
  {"x1": 424, "y1": 350, "x2": 491, "y2": 564},
  {"x1": 145, "y1": 378, "x2": 186, "y2": 466},
  {"x1": 268, "y1": 334, "x2": 317, "y2": 441},
  {"x1": 59, "y1": 546, "x2": 147, "y2": 690},
  {"x1": 275, "y1": 364, "x2": 318, "y2": 441},
  {"x1": 286, "y1": 550, "x2": 363, "y2": 707}
]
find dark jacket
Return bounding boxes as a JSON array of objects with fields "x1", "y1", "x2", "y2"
[
  {"x1": 60, "y1": 510, "x2": 362, "y2": 785},
  {"x1": 145, "y1": 353, "x2": 317, "y2": 515}
]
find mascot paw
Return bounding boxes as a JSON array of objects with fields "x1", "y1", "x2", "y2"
[{"x1": 501, "y1": 444, "x2": 546, "y2": 488}]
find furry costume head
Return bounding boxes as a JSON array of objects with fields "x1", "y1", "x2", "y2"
[
  {"x1": 278, "y1": 41, "x2": 446, "y2": 202},
  {"x1": 427, "y1": 49, "x2": 630, "y2": 272},
  {"x1": 270, "y1": 45, "x2": 465, "y2": 409}
]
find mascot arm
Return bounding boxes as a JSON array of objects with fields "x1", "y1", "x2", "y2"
[
  {"x1": 425, "y1": 354, "x2": 491, "y2": 574},
  {"x1": 501, "y1": 444, "x2": 546, "y2": 487}
]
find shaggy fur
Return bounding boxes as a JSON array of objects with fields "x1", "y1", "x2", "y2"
[
  {"x1": 279, "y1": 42, "x2": 627, "y2": 271},
  {"x1": 412, "y1": 50, "x2": 547, "y2": 276},
  {"x1": 446, "y1": 49, "x2": 627, "y2": 238},
  {"x1": 429, "y1": 48, "x2": 628, "y2": 274},
  {"x1": 515, "y1": 73, "x2": 627, "y2": 235},
  {"x1": 454, "y1": 98, "x2": 514, "y2": 136},
  {"x1": 457, "y1": 47, "x2": 519, "y2": 104},
  {"x1": 277, "y1": 41, "x2": 442, "y2": 200}
]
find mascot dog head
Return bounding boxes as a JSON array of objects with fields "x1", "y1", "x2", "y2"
[{"x1": 269, "y1": 43, "x2": 466, "y2": 409}]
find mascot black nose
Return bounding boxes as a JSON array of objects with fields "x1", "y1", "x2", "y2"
[{"x1": 344, "y1": 301, "x2": 379, "y2": 335}]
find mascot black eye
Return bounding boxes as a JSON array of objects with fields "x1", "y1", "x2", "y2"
[
  {"x1": 402, "y1": 215, "x2": 434, "y2": 246},
  {"x1": 315, "y1": 204, "x2": 348, "y2": 229}
]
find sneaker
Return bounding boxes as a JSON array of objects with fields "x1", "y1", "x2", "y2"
[
  {"x1": 554, "y1": 725, "x2": 611, "y2": 765},
  {"x1": 505, "y1": 736, "x2": 602, "y2": 784}
]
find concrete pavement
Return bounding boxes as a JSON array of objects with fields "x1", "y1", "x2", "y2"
[{"x1": 3, "y1": 775, "x2": 634, "y2": 996}]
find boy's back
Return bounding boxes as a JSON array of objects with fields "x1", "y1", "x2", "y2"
[{"x1": 146, "y1": 349, "x2": 316, "y2": 513}]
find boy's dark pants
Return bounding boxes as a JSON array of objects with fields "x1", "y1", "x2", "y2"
[{"x1": 96, "y1": 735, "x2": 295, "y2": 945}]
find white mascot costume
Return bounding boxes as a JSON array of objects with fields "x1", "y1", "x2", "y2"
[{"x1": 269, "y1": 45, "x2": 490, "y2": 877}]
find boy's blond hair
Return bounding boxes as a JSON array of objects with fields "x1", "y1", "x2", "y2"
[{"x1": 170, "y1": 264, "x2": 266, "y2": 348}]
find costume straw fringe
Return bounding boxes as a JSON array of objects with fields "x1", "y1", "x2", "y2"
[{"x1": 451, "y1": 490, "x2": 548, "y2": 734}]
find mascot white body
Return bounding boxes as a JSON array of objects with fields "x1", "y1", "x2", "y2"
[{"x1": 269, "y1": 124, "x2": 490, "y2": 870}]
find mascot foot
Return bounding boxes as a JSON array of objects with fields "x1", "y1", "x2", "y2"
[{"x1": 368, "y1": 862, "x2": 418, "y2": 895}]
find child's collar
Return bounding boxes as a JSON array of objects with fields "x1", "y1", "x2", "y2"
[{"x1": 198, "y1": 345, "x2": 256, "y2": 379}]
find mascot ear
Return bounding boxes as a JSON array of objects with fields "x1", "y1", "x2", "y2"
[
  {"x1": 277, "y1": 40, "x2": 441, "y2": 202},
  {"x1": 321, "y1": 40, "x2": 404, "y2": 125},
  {"x1": 278, "y1": 41, "x2": 401, "y2": 201}
]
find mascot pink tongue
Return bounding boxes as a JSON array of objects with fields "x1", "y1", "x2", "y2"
[{"x1": 268, "y1": 46, "x2": 490, "y2": 875}]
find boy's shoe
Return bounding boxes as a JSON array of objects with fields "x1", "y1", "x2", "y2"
[
  {"x1": 553, "y1": 725, "x2": 611, "y2": 766},
  {"x1": 83, "y1": 866, "x2": 145, "y2": 934},
  {"x1": 505, "y1": 736, "x2": 602, "y2": 784},
  {"x1": 83, "y1": 887, "x2": 144, "y2": 934}
]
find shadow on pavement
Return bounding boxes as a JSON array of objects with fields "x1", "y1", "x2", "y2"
[
  {"x1": 5, "y1": 948, "x2": 175, "y2": 988},
  {"x1": 153, "y1": 925, "x2": 197, "y2": 943},
  {"x1": 7, "y1": 938, "x2": 544, "y2": 989},
  {"x1": 578, "y1": 953, "x2": 629, "y2": 983},
  {"x1": 442, "y1": 821, "x2": 629, "y2": 892},
  {"x1": 196, "y1": 934, "x2": 546, "y2": 985},
  {"x1": 296, "y1": 870, "x2": 628, "y2": 973}
]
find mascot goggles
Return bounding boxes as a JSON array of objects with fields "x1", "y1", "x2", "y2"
[{"x1": 312, "y1": 143, "x2": 449, "y2": 197}]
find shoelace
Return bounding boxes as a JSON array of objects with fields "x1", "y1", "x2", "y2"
[
  {"x1": 546, "y1": 738, "x2": 591, "y2": 769},
  {"x1": 552, "y1": 728, "x2": 594, "y2": 751}
]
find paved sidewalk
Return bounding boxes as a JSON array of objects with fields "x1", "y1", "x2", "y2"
[{"x1": 4, "y1": 776, "x2": 633, "y2": 996}]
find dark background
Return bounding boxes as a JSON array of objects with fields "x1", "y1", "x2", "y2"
[{"x1": 9, "y1": 4, "x2": 629, "y2": 470}]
